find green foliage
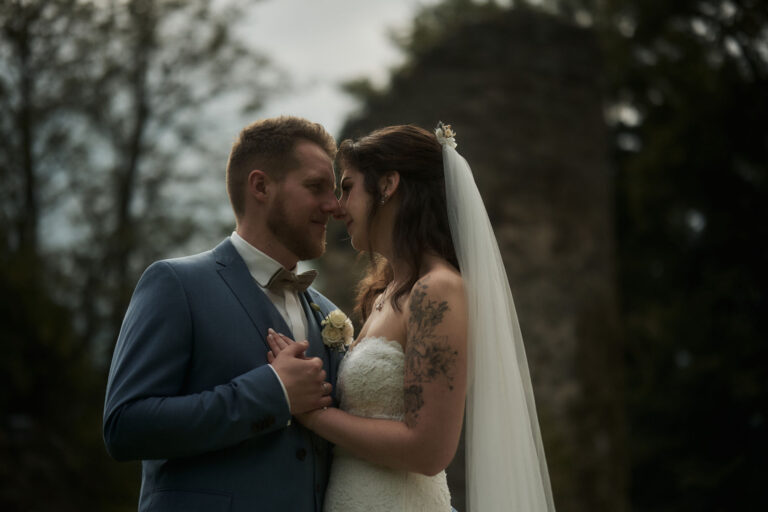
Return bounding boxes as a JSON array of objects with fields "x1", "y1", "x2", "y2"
[
  {"x1": 597, "y1": 1, "x2": 768, "y2": 509},
  {"x1": 392, "y1": 0, "x2": 506, "y2": 57},
  {"x1": 0, "y1": 0, "x2": 275, "y2": 508},
  {"x1": 0, "y1": 249, "x2": 139, "y2": 510}
]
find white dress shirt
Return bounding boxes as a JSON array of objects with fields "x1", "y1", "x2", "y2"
[{"x1": 230, "y1": 231, "x2": 311, "y2": 418}]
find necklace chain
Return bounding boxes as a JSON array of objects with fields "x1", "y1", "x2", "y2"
[{"x1": 374, "y1": 283, "x2": 393, "y2": 311}]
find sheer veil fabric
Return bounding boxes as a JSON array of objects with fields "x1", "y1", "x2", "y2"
[{"x1": 439, "y1": 128, "x2": 556, "y2": 512}]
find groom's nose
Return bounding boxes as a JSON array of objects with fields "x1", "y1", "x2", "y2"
[{"x1": 320, "y1": 193, "x2": 342, "y2": 217}]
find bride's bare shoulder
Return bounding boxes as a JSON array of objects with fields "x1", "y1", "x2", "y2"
[
  {"x1": 407, "y1": 262, "x2": 465, "y2": 307},
  {"x1": 402, "y1": 262, "x2": 467, "y2": 350}
]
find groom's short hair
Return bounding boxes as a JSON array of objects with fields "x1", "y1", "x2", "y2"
[{"x1": 226, "y1": 116, "x2": 337, "y2": 218}]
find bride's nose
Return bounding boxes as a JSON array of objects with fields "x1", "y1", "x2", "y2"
[{"x1": 333, "y1": 198, "x2": 347, "y2": 220}]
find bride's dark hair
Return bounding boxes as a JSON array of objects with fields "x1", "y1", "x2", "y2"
[{"x1": 336, "y1": 125, "x2": 458, "y2": 320}]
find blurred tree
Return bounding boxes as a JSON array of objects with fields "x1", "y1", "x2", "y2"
[
  {"x1": 0, "y1": 0, "x2": 276, "y2": 509},
  {"x1": 593, "y1": 1, "x2": 768, "y2": 510}
]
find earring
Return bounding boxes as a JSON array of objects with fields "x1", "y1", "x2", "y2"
[{"x1": 380, "y1": 195, "x2": 387, "y2": 205}]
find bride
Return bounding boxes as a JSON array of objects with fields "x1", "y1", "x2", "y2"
[{"x1": 267, "y1": 123, "x2": 555, "y2": 511}]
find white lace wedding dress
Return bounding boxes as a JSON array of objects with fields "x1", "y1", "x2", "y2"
[{"x1": 323, "y1": 336, "x2": 452, "y2": 511}]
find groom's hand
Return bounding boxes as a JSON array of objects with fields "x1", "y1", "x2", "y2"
[
  {"x1": 271, "y1": 340, "x2": 333, "y2": 414},
  {"x1": 266, "y1": 329, "x2": 295, "y2": 362}
]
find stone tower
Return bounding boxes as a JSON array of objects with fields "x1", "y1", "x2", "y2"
[{"x1": 322, "y1": 7, "x2": 627, "y2": 512}]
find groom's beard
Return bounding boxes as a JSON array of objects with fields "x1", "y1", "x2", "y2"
[{"x1": 266, "y1": 196, "x2": 326, "y2": 261}]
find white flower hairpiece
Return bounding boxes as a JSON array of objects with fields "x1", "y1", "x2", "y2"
[{"x1": 435, "y1": 121, "x2": 457, "y2": 149}]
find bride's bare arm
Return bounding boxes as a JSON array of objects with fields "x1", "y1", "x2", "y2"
[{"x1": 298, "y1": 271, "x2": 468, "y2": 476}]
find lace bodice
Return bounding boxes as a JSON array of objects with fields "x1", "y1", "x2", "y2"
[
  {"x1": 324, "y1": 337, "x2": 452, "y2": 511},
  {"x1": 337, "y1": 336, "x2": 405, "y2": 421}
]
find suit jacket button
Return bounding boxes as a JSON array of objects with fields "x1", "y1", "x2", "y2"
[{"x1": 296, "y1": 448, "x2": 307, "y2": 461}]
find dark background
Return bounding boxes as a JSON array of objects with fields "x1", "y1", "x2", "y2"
[{"x1": 1, "y1": 0, "x2": 766, "y2": 510}]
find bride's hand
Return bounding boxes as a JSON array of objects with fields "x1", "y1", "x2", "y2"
[{"x1": 266, "y1": 329, "x2": 306, "y2": 362}]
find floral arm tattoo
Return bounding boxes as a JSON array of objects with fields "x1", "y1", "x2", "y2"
[{"x1": 404, "y1": 279, "x2": 459, "y2": 426}]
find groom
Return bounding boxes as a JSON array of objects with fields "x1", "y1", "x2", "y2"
[{"x1": 103, "y1": 116, "x2": 344, "y2": 511}]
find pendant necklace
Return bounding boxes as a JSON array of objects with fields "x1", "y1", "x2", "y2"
[{"x1": 374, "y1": 283, "x2": 393, "y2": 311}]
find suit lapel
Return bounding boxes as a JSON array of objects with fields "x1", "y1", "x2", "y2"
[
  {"x1": 303, "y1": 289, "x2": 344, "y2": 404},
  {"x1": 213, "y1": 239, "x2": 292, "y2": 350},
  {"x1": 300, "y1": 291, "x2": 326, "y2": 361}
]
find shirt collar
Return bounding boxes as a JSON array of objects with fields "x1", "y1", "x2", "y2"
[{"x1": 230, "y1": 231, "x2": 291, "y2": 288}]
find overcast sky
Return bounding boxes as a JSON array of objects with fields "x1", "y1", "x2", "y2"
[{"x1": 239, "y1": 0, "x2": 441, "y2": 137}]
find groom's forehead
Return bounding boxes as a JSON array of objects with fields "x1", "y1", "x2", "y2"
[{"x1": 291, "y1": 163, "x2": 336, "y2": 187}]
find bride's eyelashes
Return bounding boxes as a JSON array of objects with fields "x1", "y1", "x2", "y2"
[{"x1": 338, "y1": 177, "x2": 353, "y2": 197}]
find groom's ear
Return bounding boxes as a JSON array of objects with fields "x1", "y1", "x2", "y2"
[
  {"x1": 379, "y1": 171, "x2": 400, "y2": 198},
  {"x1": 247, "y1": 169, "x2": 270, "y2": 203}
]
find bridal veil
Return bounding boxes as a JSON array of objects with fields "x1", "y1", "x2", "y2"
[{"x1": 437, "y1": 123, "x2": 556, "y2": 512}]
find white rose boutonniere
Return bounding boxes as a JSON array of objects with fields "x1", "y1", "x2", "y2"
[{"x1": 321, "y1": 309, "x2": 354, "y2": 352}]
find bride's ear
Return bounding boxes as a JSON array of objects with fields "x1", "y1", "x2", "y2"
[{"x1": 379, "y1": 171, "x2": 400, "y2": 200}]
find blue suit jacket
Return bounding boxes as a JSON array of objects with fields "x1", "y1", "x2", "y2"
[{"x1": 103, "y1": 238, "x2": 344, "y2": 512}]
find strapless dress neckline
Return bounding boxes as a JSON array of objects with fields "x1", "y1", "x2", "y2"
[{"x1": 350, "y1": 335, "x2": 404, "y2": 353}]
